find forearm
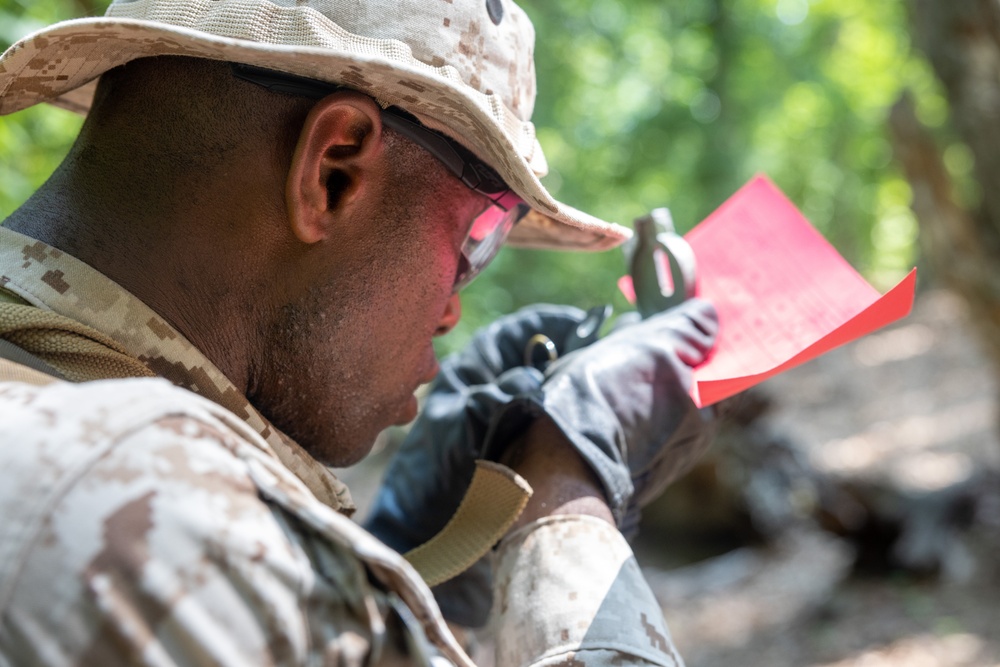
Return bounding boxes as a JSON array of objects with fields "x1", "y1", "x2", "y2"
[
  {"x1": 493, "y1": 418, "x2": 684, "y2": 667},
  {"x1": 503, "y1": 415, "x2": 614, "y2": 531}
]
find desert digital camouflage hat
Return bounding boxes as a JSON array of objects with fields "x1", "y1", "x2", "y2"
[{"x1": 0, "y1": 0, "x2": 632, "y2": 251}]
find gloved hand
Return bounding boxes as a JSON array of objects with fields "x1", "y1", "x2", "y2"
[
  {"x1": 484, "y1": 297, "x2": 718, "y2": 532},
  {"x1": 364, "y1": 304, "x2": 593, "y2": 623},
  {"x1": 365, "y1": 299, "x2": 718, "y2": 625}
]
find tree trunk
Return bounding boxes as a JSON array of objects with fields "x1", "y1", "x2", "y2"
[{"x1": 892, "y1": 0, "x2": 1000, "y2": 376}]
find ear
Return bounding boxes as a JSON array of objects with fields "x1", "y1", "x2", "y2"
[{"x1": 285, "y1": 92, "x2": 385, "y2": 244}]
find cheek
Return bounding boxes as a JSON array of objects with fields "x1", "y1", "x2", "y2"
[
  {"x1": 351, "y1": 252, "x2": 449, "y2": 366},
  {"x1": 398, "y1": 231, "x2": 463, "y2": 318},
  {"x1": 416, "y1": 208, "x2": 465, "y2": 276}
]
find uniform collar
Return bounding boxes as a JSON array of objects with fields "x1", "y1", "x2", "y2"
[{"x1": 0, "y1": 225, "x2": 355, "y2": 514}]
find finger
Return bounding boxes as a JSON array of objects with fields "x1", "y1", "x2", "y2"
[
  {"x1": 681, "y1": 298, "x2": 719, "y2": 338},
  {"x1": 644, "y1": 300, "x2": 718, "y2": 355},
  {"x1": 609, "y1": 311, "x2": 642, "y2": 333},
  {"x1": 519, "y1": 304, "x2": 590, "y2": 343},
  {"x1": 460, "y1": 305, "x2": 589, "y2": 378},
  {"x1": 670, "y1": 336, "x2": 709, "y2": 368}
]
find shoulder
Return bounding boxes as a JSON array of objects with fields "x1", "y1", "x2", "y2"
[
  {"x1": 0, "y1": 376, "x2": 269, "y2": 529},
  {"x1": 0, "y1": 377, "x2": 406, "y2": 666}
]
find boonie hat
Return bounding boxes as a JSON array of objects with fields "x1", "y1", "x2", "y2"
[{"x1": 0, "y1": 0, "x2": 632, "y2": 251}]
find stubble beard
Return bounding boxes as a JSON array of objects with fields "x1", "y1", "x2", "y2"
[{"x1": 249, "y1": 281, "x2": 386, "y2": 468}]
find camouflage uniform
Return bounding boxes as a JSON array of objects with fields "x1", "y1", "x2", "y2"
[{"x1": 0, "y1": 226, "x2": 683, "y2": 666}]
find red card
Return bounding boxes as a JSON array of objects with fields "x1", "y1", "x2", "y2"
[{"x1": 620, "y1": 175, "x2": 916, "y2": 407}]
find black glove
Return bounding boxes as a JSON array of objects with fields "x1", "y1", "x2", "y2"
[
  {"x1": 365, "y1": 299, "x2": 718, "y2": 625},
  {"x1": 483, "y1": 297, "x2": 719, "y2": 530},
  {"x1": 365, "y1": 305, "x2": 594, "y2": 624}
]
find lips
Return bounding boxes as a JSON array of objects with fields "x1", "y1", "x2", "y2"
[
  {"x1": 396, "y1": 393, "x2": 420, "y2": 425},
  {"x1": 393, "y1": 359, "x2": 440, "y2": 426},
  {"x1": 418, "y1": 360, "x2": 441, "y2": 386}
]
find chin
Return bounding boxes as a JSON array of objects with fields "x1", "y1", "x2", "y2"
[
  {"x1": 285, "y1": 427, "x2": 382, "y2": 468},
  {"x1": 300, "y1": 428, "x2": 383, "y2": 468},
  {"x1": 320, "y1": 442, "x2": 377, "y2": 468},
  {"x1": 251, "y1": 377, "x2": 405, "y2": 469}
]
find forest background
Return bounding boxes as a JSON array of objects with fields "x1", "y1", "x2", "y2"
[{"x1": 0, "y1": 0, "x2": 950, "y2": 354}]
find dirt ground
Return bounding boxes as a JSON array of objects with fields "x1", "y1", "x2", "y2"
[
  {"x1": 651, "y1": 289, "x2": 1000, "y2": 666},
  {"x1": 338, "y1": 287, "x2": 1000, "y2": 667}
]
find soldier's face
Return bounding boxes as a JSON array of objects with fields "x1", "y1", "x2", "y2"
[{"x1": 252, "y1": 147, "x2": 486, "y2": 466}]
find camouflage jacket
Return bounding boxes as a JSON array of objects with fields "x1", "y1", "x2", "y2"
[{"x1": 0, "y1": 227, "x2": 683, "y2": 667}]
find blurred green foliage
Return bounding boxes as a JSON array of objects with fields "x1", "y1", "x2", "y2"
[
  {"x1": 456, "y1": 0, "x2": 945, "y2": 353},
  {"x1": 0, "y1": 0, "x2": 93, "y2": 220},
  {"x1": 0, "y1": 0, "x2": 945, "y2": 355}
]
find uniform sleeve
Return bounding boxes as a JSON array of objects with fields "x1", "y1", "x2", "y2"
[
  {"x1": 3, "y1": 411, "x2": 432, "y2": 667},
  {"x1": 492, "y1": 515, "x2": 684, "y2": 667}
]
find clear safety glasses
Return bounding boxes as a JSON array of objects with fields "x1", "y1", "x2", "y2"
[
  {"x1": 454, "y1": 190, "x2": 529, "y2": 291},
  {"x1": 231, "y1": 64, "x2": 530, "y2": 291}
]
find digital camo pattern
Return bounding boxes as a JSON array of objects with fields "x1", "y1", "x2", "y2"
[
  {"x1": 0, "y1": 0, "x2": 631, "y2": 252},
  {"x1": 0, "y1": 377, "x2": 458, "y2": 666},
  {"x1": 0, "y1": 226, "x2": 354, "y2": 513},
  {"x1": 494, "y1": 515, "x2": 684, "y2": 667}
]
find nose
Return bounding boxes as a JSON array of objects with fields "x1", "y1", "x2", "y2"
[{"x1": 435, "y1": 293, "x2": 462, "y2": 336}]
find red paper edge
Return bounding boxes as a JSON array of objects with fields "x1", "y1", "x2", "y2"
[{"x1": 693, "y1": 268, "x2": 918, "y2": 407}]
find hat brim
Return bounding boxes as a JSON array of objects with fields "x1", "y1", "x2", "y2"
[{"x1": 0, "y1": 17, "x2": 631, "y2": 251}]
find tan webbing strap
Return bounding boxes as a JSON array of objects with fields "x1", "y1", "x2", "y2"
[
  {"x1": 0, "y1": 357, "x2": 60, "y2": 387},
  {"x1": 0, "y1": 338, "x2": 67, "y2": 379},
  {"x1": 404, "y1": 460, "x2": 531, "y2": 587},
  {"x1": 0, "y1": 303, "x2": 155, "y2": 382}
]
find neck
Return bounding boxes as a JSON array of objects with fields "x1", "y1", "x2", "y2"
[{"x1": 3, "y1": 155, "x2": 268, "y2": 393}]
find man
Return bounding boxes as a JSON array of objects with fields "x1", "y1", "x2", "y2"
[{"x1": 0, "y1": 1, "x2": 718, "y2": 665}]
